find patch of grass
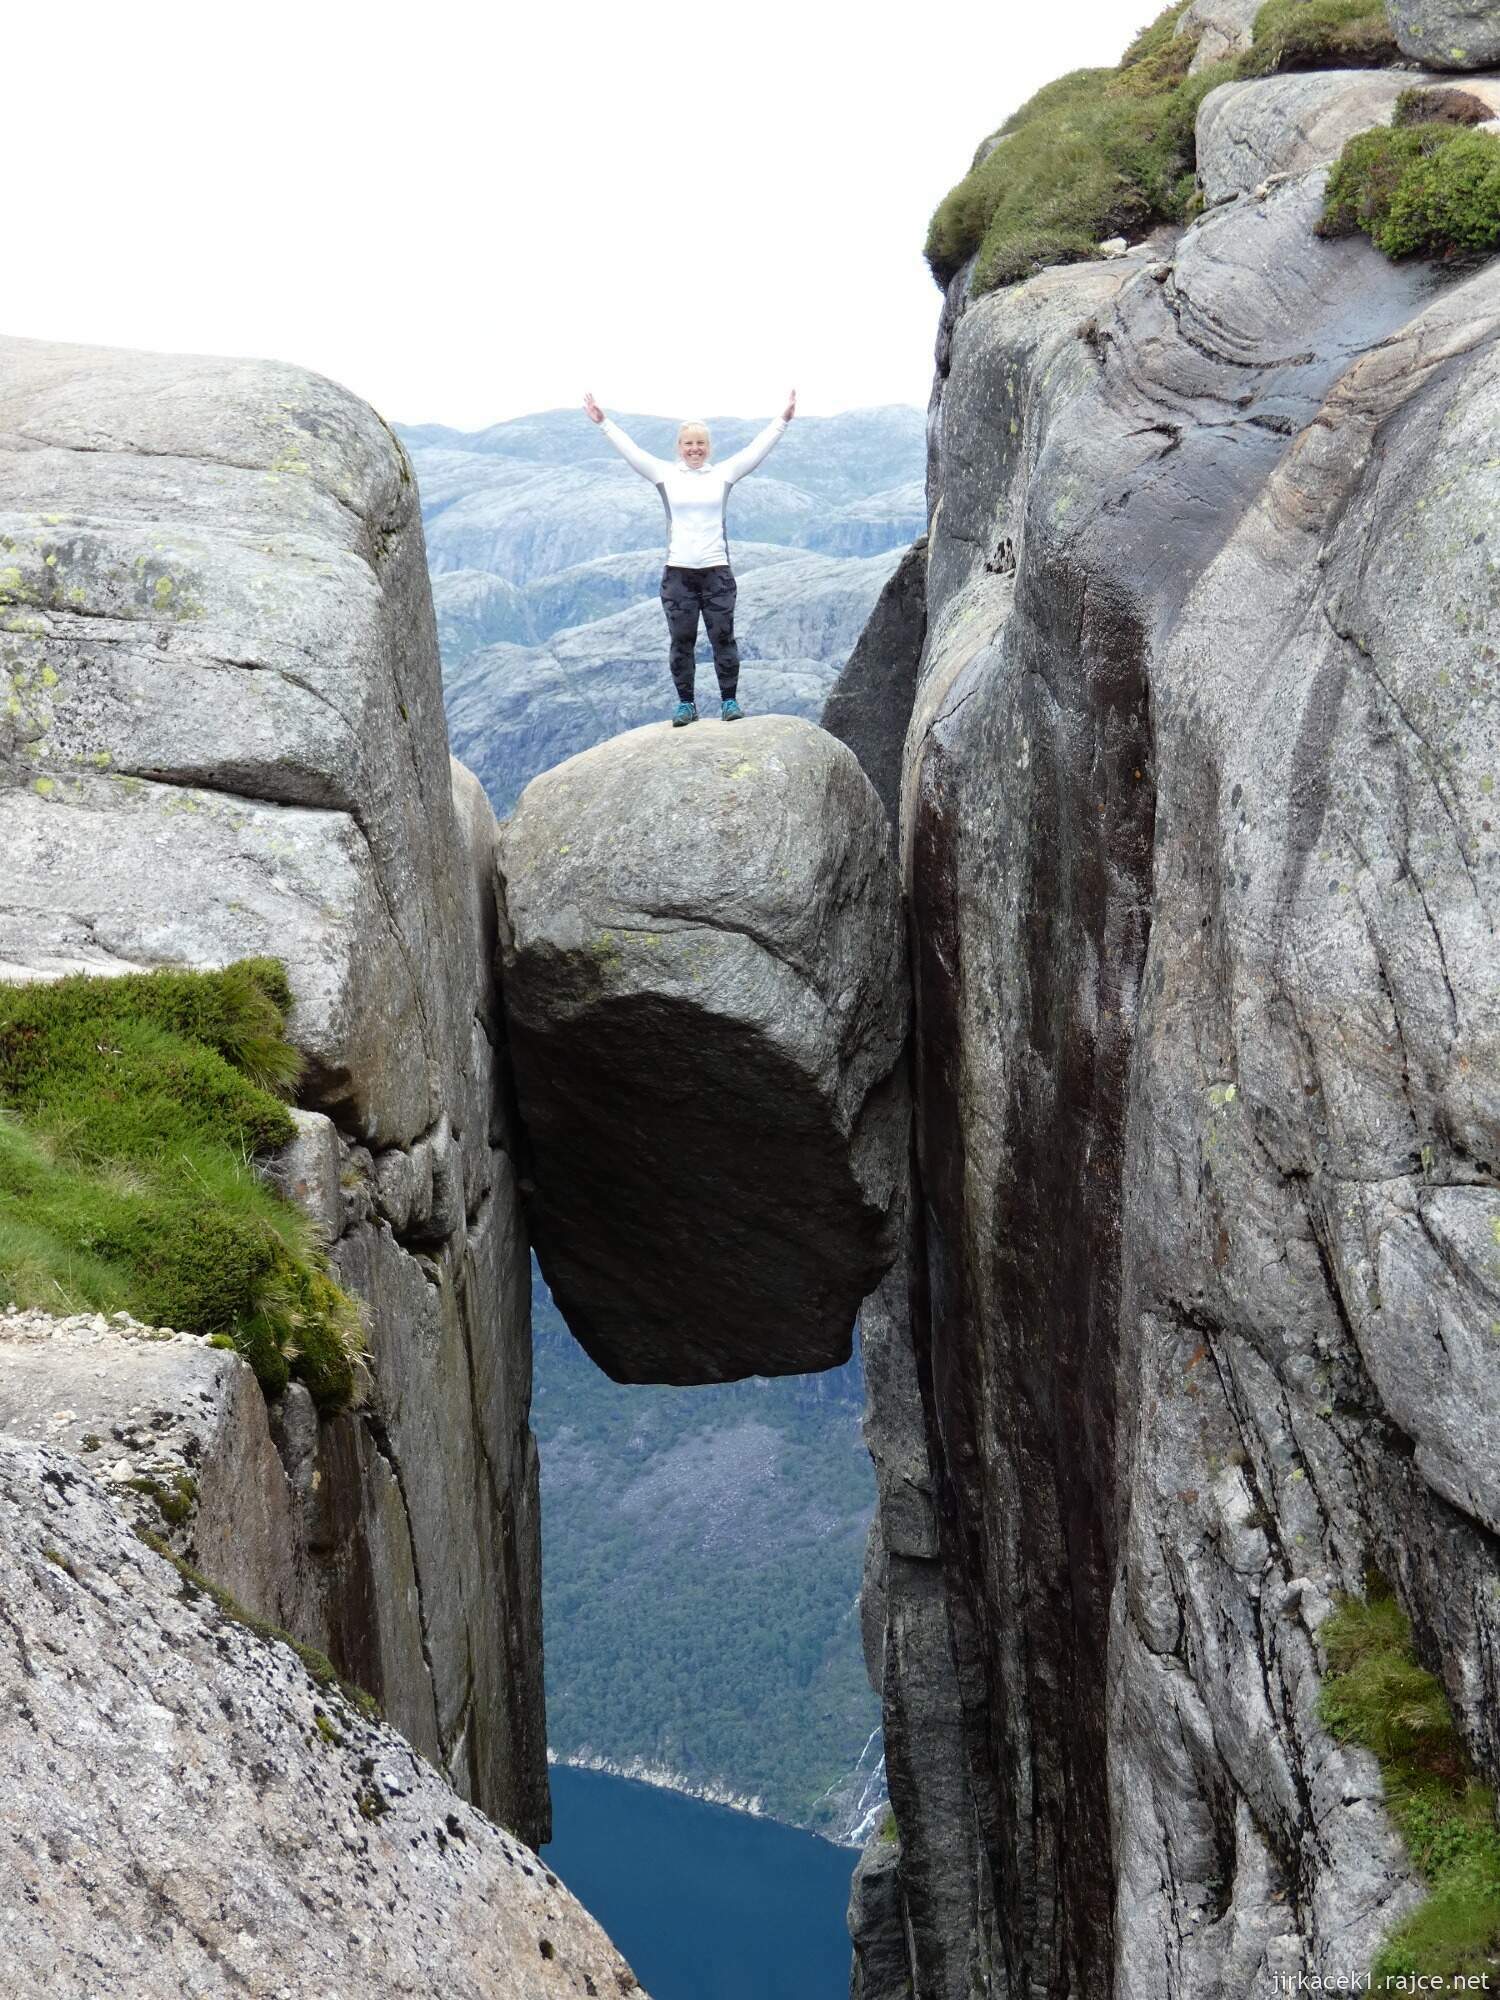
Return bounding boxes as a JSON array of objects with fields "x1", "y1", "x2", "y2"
[
  {"x1": 1320, "y1": 123, "x2": 1500, "y2": 258},
  {"x1": 925, "y1": 5, "x2": 1234, "y2": 294},
  {"x1": 926, "y1": 0, "x2": 1396, "y2": 297},
  {"x1": 1319, "y1": 1580, "x2": 1500, "y2": 1989},
  {"x1": 0, "y1": 962, "x2": 362, "y2": 1407},
  {"x1": 1240, "y1": 0, "x2": 1397, "y2": 75}
]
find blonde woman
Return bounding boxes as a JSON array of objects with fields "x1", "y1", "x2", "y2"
[{"x1": 583, "y1": 389, "x2": 797, "y2": 725}]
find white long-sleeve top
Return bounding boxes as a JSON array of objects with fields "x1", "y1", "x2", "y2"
[{"x1": 600, "y1": 414, "x2": 788, "y2": 569}]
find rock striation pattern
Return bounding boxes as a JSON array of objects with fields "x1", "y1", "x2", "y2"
[
  {"x1": 842, "y1": 70, "x2": 1500, "y2": 2000},
  {"x1": 0, "y1": 337, "x2": 546, "y2": 1843},
  {"x1": 497, "y1": 715, "x2": 909, "y2": 1385},
  {"x1": 0, "y1": 1436, "x2": 646, "y2": 2000}
]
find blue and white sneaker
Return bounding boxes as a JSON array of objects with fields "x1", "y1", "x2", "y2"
[
  {"x1": 672, "y1": 700, "x2": 698, "y2": 727},
  {"x1": 721, "y1": 698, "x2": 745, "y2": 722}
]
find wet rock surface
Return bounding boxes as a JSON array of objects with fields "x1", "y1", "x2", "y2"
[
  {"x1": 497, "y1": 715, "x2": 908, "y2": 1384},
  {"x1": 0, "y1": 1437, "x2": 646, "y2": 2000}
]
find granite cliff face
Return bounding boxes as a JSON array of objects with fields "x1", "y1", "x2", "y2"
[
  {"x1": 0, "y1": 337, "x2": 546, "y2": 1853},
  {"x1": 840, "y1": 17, "x2": 1500, "y2": 1998}
]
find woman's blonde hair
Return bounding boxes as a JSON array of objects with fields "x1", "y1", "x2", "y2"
[{"x1": 676, "y1": 420, "x2": 711, "y2": 449}]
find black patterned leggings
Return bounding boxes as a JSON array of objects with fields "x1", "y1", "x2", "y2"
[{"x1": 659, "y1": 564, "x2": 739, "y2": 701}]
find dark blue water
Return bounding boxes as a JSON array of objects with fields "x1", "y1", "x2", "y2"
[{"x1": 543, "y1": 1764, "x2": 857, "y2": 1998}]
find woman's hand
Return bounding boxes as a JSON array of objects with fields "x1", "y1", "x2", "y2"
[
  {"x1": 583, "y1": 391, "x2": 605, "y2": 425},
  {"x1": 782, "y1": 389, "x2": 797, "y2": 422}
]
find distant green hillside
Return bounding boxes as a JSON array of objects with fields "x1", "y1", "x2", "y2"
[{"x1": 532, "y1": 1271, "x2": 879, "y2": 1835}]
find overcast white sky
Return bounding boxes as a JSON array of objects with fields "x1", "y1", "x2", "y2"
[{"x1": 11, "y1": 0, "x2": 1152, "y2": 430}]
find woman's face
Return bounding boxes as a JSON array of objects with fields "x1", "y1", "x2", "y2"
[{"x1": 677, "y1": 427, "x2": 710, "y2": 467}]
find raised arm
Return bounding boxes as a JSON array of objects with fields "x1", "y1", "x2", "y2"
[
  {"x1": 584, "y1": 392, "x2": 673, "y2": 482},
  {"x1": 718, "y1": 389, "x2": 797, "y2": 487}
]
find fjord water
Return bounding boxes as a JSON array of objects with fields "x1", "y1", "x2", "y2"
[{"x1": 544, "y1": 1764, "x2": 857, "y2": 1997}]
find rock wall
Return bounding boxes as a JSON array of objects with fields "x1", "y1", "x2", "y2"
[
  {"x1": 844, "y1": 48, "x2": 1500, "y2": 2000},
  {"x1": 0, "y1": 336, "x2": 546, "y2": 1843}
]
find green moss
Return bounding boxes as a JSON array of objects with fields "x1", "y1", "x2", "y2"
[
  {"x1": 136, "y1": 1526, "x2": 380, "y2": 1720},
  {"x1": 124, "y1": 1472, "x2": 199, "y2": 1528},
  {"x1": 1318, "y1": 1581, "x2": 1500, "y2": 1988},
  {"x1": 1321, "y1": 123, "x2": 1500, "y2": 258},
  {"x1": 926, "y1": 0, "x2": 1396, "y2": 297},
  {"x1": 0, "y1": 962, "x2": 361, "y2": 1407},
  {"x1": 925, "y1": 6, "x2": 1231, "y2": 293},
  {"x1": 880, "y1": 1809, "x2": 899, "y2": 1842}
]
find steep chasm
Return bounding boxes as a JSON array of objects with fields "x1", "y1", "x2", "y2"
[
  {"x1": 495, "y1": 716, "x2": 909, "y2": 1385},
  {"x1": 0, "y1": 337, "x2": 545, "y2": 1844},
  {"x1": 840, "y1": 19, "x2": 1500, "y2": 1998}
]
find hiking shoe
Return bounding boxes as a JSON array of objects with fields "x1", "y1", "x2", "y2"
[
  {"x1": 721, "y1": 698, "x2": 744, "y2": 722},
  {"x1": 672, "y1": 700, "x2": 698, "y2": 727}
]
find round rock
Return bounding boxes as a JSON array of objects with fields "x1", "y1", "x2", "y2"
[{"x1": 497, "y1": 715, "x2": 909, "y2": 1385}]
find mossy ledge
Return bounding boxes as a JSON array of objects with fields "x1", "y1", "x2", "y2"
[
  {"x1": 1320, "y1": 119, "x2": 1500, "y2": 258},
  {"x1": 1318, "y1": 1580, "x2": 1500, "y2": 1989},
  {"x1": 0, "y1": 959, "x2": 362, "y2": 1407},
  {"x1": 925, "y1": 0, "x2": 1398, "y2": 296}
]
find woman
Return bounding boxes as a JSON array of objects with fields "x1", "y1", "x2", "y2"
[{"x1": 583, "y1": 389, "x2": 797, "y2": 725}]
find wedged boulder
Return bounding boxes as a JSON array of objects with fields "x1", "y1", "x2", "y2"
[
  {"x1": 497, "y1": 715, "x2": 908, "y2": 1384},
  {"x1": 1386, "y1": 0, "x2": 1500, "y2": 67},
  {"x1": 0, "y1": 1437, "x2": 646, "y2": 2000}
]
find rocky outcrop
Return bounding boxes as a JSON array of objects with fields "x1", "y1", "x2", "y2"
[
  {"x1": 0, "y1": 1436, "x2": 645, "y2": 2000},
  {"x1": 0, "y1": 1308, "x2": 319, "y2": 1636},
  {"x1": 1386, "y1": 0, "x2": 1500, "y2": 67},
  {"x1": 840, "y1": 64, "x2": 1500, "y2": 2000},
  {"x1": 497, "y1": 716, "x2": 908, "y2": 1384},
  {"x1": 821, "y1": 536, "x2": 928, "y2": 851},
  {"x1": 0, "y1": 336, "x2": 545, "y2": 1841},
  {"x1": 1178, "y1": 0, "x2": 1262, "y2": 70},
  {"x1": 1197, "y1": 69, "x2": 1500, "y2": 202}
]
